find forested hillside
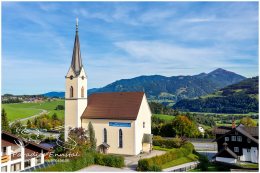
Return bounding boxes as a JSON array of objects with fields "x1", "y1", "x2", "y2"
[{"x1": 173, "y1": 77, "x2": 259, "y2": 113}]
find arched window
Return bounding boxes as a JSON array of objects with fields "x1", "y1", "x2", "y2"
[
  {"x1": 70, "y1": 86, "x2": 73, "y2": 98},
  {"x1": 81, "y1": 86, "x2": 84, "y2": 98},
  {"x1": 119, "y1": 129, "x2": 123, "y2": 148},
  {"x1": 103, "y1": 128, "x2": 107, "y2": 143}
]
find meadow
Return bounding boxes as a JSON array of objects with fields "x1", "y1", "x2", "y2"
[
  {"x1": 2, "y1": 99, "x2": 64, "y2": 122},
  {"x1": 152, "y1": 114, "x2": 175, "y2": 121}
]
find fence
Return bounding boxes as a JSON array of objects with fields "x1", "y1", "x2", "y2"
[{"x1": 163, "y1": 161, "x2": 199, "y2": 172}]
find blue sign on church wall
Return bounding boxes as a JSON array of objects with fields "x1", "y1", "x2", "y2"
[{"x1": 109, "y1": 122, "x2": 131, "y2": 127}]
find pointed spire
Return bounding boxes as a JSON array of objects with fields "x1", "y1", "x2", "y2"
[{"x1": 71, "y1": 17, "x2": 83, "y2": 76}]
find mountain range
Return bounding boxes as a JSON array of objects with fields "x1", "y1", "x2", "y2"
[
  {"x1": 43, "y1": 68, "x2": 246, "y2": 105},
  {"x1": 173, "y1": 77, "x2": 258, "y2": 113}
]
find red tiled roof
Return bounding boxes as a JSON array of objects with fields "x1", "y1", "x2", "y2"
[{"x1": 81, "y1": 92, "x2": 145, "y2": 120}]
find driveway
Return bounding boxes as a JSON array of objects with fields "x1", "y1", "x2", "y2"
[{"x1": 77, "y1": 165, "x2": 134, "y2": 172}]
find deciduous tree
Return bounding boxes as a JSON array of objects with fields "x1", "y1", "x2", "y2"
[{"x1": 240, "y1": 117, "x2": 257, "y2": 127}]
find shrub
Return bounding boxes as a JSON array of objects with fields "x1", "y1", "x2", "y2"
[
  {"x1": 94, "y1": 154, "x2": 124, "y2": 168},
  {"x1": 137, "y1": 142, "x2": 194, "y2": 171}
]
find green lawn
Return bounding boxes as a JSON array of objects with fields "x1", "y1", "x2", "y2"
[
  {"x1": 162, "y1": 153, "x2": 198, "y2": 169},
  {"x1": 2, "y1": 99, "x2": 65, "y2": 122},
  {"x1": 153, "y1": 146, "x2": 176, "y2": 151},
  {"x1": 153, "y1": 114, "x2": 175, "y2": 121}
]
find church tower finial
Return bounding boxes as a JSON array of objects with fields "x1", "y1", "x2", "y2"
[{"x1": 76, "y1": 17, "x2": 78, "y2": 32}]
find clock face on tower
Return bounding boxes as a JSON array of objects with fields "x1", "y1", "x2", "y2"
[
  {"x1": 70, "y1": 75, "x2": 73, "y2": 80},
  {"x1": 81, "y1": 76, "x2": 85, "y2": 80}
]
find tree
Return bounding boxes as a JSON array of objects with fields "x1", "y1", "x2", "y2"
[
  {"x1": 172, "y1": 115, "x2": 199, "y2": 137},
  {"x1": 10, "y1": 120, "x2": 22, "y2": 134},
  {"x1": 52, "y1": 113, "x2": 58, "y2": 120},
  {"x1": 240, "y1": 117, "x2": 257, "y2": 127},
  {"x1": 27, "y1": 120, "x2": 32, "y2": 128},
  {"x1": 1, "y1": 109, "x2": 10, "y2": 132},
  {"x1": 69, "y1": 127, "x2": 88, "y2": 145},
  {"x1": 88, "y1": 122, "x2": 96, "y2": 150}
]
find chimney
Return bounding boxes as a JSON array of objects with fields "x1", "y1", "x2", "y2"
[{"x1": 232, "y1": 117, "x2": 236, "y2": 129}]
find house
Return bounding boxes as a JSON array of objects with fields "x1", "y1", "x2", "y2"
[
  {"x1": 1, "y1": 131, "x2": 50, "y2": 172},
  {"x1": 213, "y1": 123, "x2": 258, "y2": 164},
  {"x1": 64, "y1": 19, "x2": 153, "y2": 155},
  {"x1": 198, "y1": 126, "x2": 205, "y2": 134}
]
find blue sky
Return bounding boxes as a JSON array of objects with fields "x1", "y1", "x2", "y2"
[{"x1": 2, "y1": 2, "x2": 259, "y2": 95}]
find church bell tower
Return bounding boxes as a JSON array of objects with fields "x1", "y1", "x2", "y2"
[{"x1": 65, "y1": 18, "x2": 87, "y2": 139}]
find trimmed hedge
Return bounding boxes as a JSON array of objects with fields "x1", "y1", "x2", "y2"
[
  {"x1": 137, "y1": 142, "x2": 194, "y2": 171},
  {"x1": 153, "y1": 136, "x2": 183, "y2": 148},
  {"x1": 94, "y1": 154, "x2": 125, "y2": 168},
  {"x1": 36, "y1": 151, "x2": 124, "y2": 171}
]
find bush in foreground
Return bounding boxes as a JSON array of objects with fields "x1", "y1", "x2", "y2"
[{"x1": 37, "y1": 151, "x2": 124, "y2": 171}]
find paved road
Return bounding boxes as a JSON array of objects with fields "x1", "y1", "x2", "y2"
[
  {"x1": 9, "y1": 109, "x2": 48, "y2": 125},
  {"x1": 78, "y1": 150, "x2": 166, "y2": 172},
  {"x1": 192, "y1": 142, "x2": 217, "y2": 151},
  {"x1": 77, "y1": 165, "x2": 134, "y2": 172}
]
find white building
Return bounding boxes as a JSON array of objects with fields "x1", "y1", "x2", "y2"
[
  {"x1": 1, "y1": 132, "x2": 49, "y2": 172},
  {"x1": 64, "y1": 19, "x2": 153, "y2": 155}
]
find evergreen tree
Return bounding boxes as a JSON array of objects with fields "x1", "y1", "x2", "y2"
[
  {"x1": 88, "y1": 122, "x2": 96, "y2": 150},
  {"x1": 1, "y1": 109, "x2": 10, "y2": 132}
]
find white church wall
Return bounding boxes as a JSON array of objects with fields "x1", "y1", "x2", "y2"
[
  {"x1": 134, "y1": 94, "x2": 152, "y2": 155},
  {"x1": 82, "y1": 119, "x2": 136, "y2": 155}
]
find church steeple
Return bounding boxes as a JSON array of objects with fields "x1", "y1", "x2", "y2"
[{"x1": 71, "y1": 18, "x2": 82, "y2": 76}]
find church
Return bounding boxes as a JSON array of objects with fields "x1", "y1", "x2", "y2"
[{"x1": 64, "y1": 19, "x2": 153, "y2": 155}]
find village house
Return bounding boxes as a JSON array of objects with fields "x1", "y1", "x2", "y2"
[
  {"x1": 64, "y1": 19, "x2": 153, "y2": 155},
  {"x1": 213, "y1": 122, "x2": 258, "y2": 164},
  {"x1": 1, "y1": 131, "x2": 50, "y2": 172}
]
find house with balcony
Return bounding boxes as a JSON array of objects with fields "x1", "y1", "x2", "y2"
[{"x1": 1, "y1": 131, "x2": 50, "y2": 172}]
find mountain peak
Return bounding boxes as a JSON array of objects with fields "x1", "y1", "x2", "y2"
[{"x1": 210, "y1": 68, "x2": 229, "y2": 74}]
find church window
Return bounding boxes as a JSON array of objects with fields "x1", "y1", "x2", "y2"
[
  {"x1": 81, "y1": 86, "x2": 84, "y2": 98},
  {"x1": 103, "y1": 128, "x2": 107, "y2": 143},
  {"x1": 143, "y1": 122, "x2": 145, "y2": 128},
  {"x1": 70, "y1": 75, "x2": 73, "y2": 80},
  {"x1": 70, "y1": 86, "x2": 73, "y2": 98},
  {"x1": 119, "y1": 129, "x2": 123, "y2": 148}
]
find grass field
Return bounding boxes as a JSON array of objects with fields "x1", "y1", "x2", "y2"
[
  {"x1": 2, "y1": 99, "x2": 65, "y2": 122},
  {"x1": 152, "y1": 114, "x2": 175, "y2": 121},
  {"x1": 162, "y1": 153, "x2": 198, "y2": 169}
]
